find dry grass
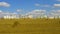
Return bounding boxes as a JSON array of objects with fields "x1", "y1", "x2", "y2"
[{"x1": 0, "y1": 18, "x2": 60, "y2": 34}]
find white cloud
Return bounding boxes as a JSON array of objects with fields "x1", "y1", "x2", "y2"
[
  {"x1": 56, "y1": 10, "x2": 60, "y2": 12},
  {"x1": 0, "y1": 10, "x2": 2, "y2": 13},
  {"x1": 17, "y1": 9, "x2": 22, "y2": 12},
  {"x1": 35, "y1": 3, "x2": 50, "y2": 7},
  {"x1": 2, "y1": 12, "x2": 17, "y2": 15},
  {"x1": 0, "y1": 2, "x2": 10, "y2": 7},
  {"x1": 43, "y1": 5, "x2": 50, "y2": 7},
  {"x1": 50, "y1": 10, "x2": 60, "y2": 16},
  {"x1": 0, "y1": 10, "x2": 17, "y2": 15},
  {"x1": 25, "y1": 9, "x2": 49, "y2": 18},
  {"x1": 32, "y1": 10, "x2": 46, "y2": 14},
  {"x1": 54, "y1": 4, "x2": 60, "y2": 7},
  {"x1": 56, "y1": 0, "x2": 60, "y2": 1},
  {"x1": 35, "y1": 3, "x2": 40, "y2": 6},
  {"x1": 45, "y1": 10, "x2": 60, "y2": 18},
  {"x1": 0, "y1": 10, "x2": 3, "y2": 15},
  {"x1": 26, "y1": 9, "x2": 46, "y2": 17}
]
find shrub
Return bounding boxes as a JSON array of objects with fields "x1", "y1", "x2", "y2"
[
  {"x1": 12, "y1": 21, "x2": 19, "y2": 27},
  {"x1": 58, "y1": 21, "x2": 60, "y2": 24}
]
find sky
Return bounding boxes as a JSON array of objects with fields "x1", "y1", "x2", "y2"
[{"x1": 0, "y1": 0, "x2": 60, "y2": 16}]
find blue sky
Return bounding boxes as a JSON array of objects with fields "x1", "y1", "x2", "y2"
[{"x1": 0, "y1": 0, "x2": 60, "y2": 15}]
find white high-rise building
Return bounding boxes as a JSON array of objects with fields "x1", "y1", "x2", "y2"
[{"x1": 3, "y1": 13, "x2": 19, "y2": 19}]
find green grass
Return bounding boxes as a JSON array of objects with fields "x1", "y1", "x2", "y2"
[{"x1": 0, "y1": 18, "x2": 60, "y2": 34}]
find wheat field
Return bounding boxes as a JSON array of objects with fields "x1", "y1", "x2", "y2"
[{"x1": 0, "y1": 18, "x2": 60, "y2": 34}]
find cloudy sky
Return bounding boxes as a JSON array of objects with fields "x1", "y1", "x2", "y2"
[{"x1": 0, "y1": 0, "x2": 60, "y2": 16}]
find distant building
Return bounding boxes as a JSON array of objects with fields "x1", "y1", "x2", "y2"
[
  {"x1": 3, "y1": 14, "x2": 19, "y2": 19},
  {"x1": 28, "y1": 15, "x2": 33, "y2": 18},
  {"x1": 48, "y1": 16, "x2": 54, "y2": 19},
  {"x1": 40, "y1": 15, "x2": 48, "y2": 18},
  {"x1": 4, "y1": 16, "x2": 16, "y2": 19},
  {"x1": 21, "y1": 15, "x2": 33, "y2": 18}
]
